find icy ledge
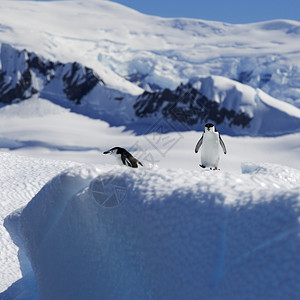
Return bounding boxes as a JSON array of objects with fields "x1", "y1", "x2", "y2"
[{"x1": 5, "y1": 164, "x2": 300, "y2": 299}]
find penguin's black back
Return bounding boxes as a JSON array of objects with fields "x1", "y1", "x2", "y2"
[{"x1": 111, "y1": 147, "x2": 143, "y2": 168}]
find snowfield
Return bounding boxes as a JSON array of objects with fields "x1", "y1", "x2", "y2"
[
  {"x1": 0, "y1": 98, "x2": 299, "y2": 299},
  {"x1": 0, "y1": 97, "x2": 299, "y2": 171},
  {"x1": 1, "y1": 159, "x2": 300, "y2": 299},
  {"x1": 0, "y1": 0, "x2": 300, "y2": 299}
]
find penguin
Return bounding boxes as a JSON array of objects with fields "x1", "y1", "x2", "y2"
[
  {"x1": 195, "y1": 123, "x2": 227, "y2": 170},
  {"x1": 103, "y1": 147, "x2": 143, "y2": 168}
]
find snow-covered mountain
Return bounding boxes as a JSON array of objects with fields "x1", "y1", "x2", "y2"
[
  {"x1": 0, "y1": 43, "x2": 135, "y2": 122},
  {"x1": 0, "y1": 44, "x2": 103, "y2": 105},
  {"x1": 1, "y1": 0, "x2": 300, "y2": 106},
  {"x1": 135, "y1": 76, "x2": 300, "y2": 136},
  {"x1": 1, "y1": 0, "x2": 300, "y2": 136},
  {"x1": 1, "y1": 43, "x2": 300, "y2": 136}
]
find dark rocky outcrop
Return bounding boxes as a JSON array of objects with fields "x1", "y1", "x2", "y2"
[
  {"x1": 62, "y1": 62, "x2": 101, "y2": 104},
  {"x1": 134, "y1": 83, "x2": 252, "y2": 128},
  {"x1": 0, "y1": 43, "x2": 104, "y2": 105}
]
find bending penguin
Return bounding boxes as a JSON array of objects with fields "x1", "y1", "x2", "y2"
[
  {"x1": 195, "y1": 123, "x2": 227, "y2": 170},
  {"x1": 103, "y1": 147, "x2": 143, "y2": 168}
]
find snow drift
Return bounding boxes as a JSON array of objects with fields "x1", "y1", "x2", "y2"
[{"x1": 6, "y1": 164, "x2": 300, "y2": 299}]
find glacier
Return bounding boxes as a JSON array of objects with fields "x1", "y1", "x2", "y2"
[
  {"x1": 2, "y1": 161, "x2": 300, "y2": 299},
  {"x1": 1, "y1": 43, "x2": 300, "y2": 137},
  {"x1": 1, "y1": 0, "x2": 300, "y2": 105}
]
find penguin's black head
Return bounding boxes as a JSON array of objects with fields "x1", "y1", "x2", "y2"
[
  {"x1": 205, "y1": 123, "x2": 215, "y2": 131},
  {"x1": 103, "y1": 147, "x2": 124, "y2": 155}
]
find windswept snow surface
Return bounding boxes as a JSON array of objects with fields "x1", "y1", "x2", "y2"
[
  {"x1": 0, "y1": 96, "x2": 300, "y2": 170},
  {"x1": 0, "y1": 153, "x2": 78, "y2": 295},
  {"x1": 2, "y1": 163, "x2": 300, "y2": 299},
  {"x1": 0, "y1": 85, "x2": 299, "y2": 300}
]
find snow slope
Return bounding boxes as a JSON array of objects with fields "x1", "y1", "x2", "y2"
[
  {"x1": 0, "y1": 0, "x2": 300, "y2": 104},
  {"x1": 0, "y1": 97, "x2": 300, "y2": 170},
  {"x1": 2, "y1": 162, "x2": 300, "y2": 299},
  {"x1": 190, "y1": 76, "x2": 300, "y2": 135},
  {"x1": 0, "y1": 152, "x2": 78, "y2": 294},
  {"x1": 0, "y1": 96, "x2": 299, "y2": 298},
  {"x1": 134, "y1": 76, "x2": 300, "y2": 136},
  {"x1": 2, "y1": 44, "x2": 300, "y2": 137}
]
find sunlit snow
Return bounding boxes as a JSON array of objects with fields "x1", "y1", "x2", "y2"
[
  {"x1": 0, "y1": 98, "x2": 299, "y2": 299},
  {"x1": 1, "y1": 0, "x2": 300, "y2": 103},
  {"x1": 0, "y1": 1, "x2": 300, "y2": 299}
]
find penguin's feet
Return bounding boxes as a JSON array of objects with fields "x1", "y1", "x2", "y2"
[{"x1": 210, "y1": 167, "x2": 220, "y2": 171}]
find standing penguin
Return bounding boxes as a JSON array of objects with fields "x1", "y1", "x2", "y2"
[
  {"x1": 195, "y1": 123, "x2": 227, "y2": 170},
  {"x1": 103, "y1": 147, "x2": 143, "y2": 168}
]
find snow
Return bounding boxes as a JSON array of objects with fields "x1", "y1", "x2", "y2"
[
  {"x1": 2, "y1": 162, "x2": 300, "y2": 299},
  {"x1": 0, "y1": 97, "x2": 299, "y2": 170},
  {"x1": 189, "y1": 75, "x2": 300, "y2": 136},
  {"x1": 258, "y1": 88, "x2": 300, "y2": 118},
  {"x1": 0, "y1": 97, "x2": 299, "y2": 299},
  {"x1": 191, "y1": 75, "x2": 257, "y2": 111},
  {"x1": 0, "y1": 152, "x2": 78, "y2": 295},
  {"x1": 1, "y1": 10, "x2": 300, "y2": 137},
  {"x1": 0, "y1": 1, "x2": 300, "y2": 298},
  {"x1": 1, "y1": 0, "x2": 300, "y2": 103}
]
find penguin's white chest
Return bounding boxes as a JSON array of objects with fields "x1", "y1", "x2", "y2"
[
  {"x1": 201, "y1": 132, "x2": 220, "y2": 168},
  {"x1": 113, "y1": 155, "x2": 124, "y2": 166}
]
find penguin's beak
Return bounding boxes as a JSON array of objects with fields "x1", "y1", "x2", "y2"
[{"x1": 103, "y1": 151, "x2": 110, "y2": 154}]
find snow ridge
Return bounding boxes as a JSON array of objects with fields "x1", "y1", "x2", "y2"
[
  {"x1": 0, "y1": 152, "x2": 78, "y2": 293},
  {"x1": 134, "y1": 76, "x2": 300, "y2": 136},
  {"x1": 4, "y1": 163, "x2": 299, "y2": 299},
  {"x1": 2, "y1": 43, "x2": 300, "y2": 136}
]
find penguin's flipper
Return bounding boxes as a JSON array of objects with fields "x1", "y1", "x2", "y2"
[
  {"x1": 121, "y1": 154, "x2": 132, "y2": 167},
  {"x1": 130, "y1": 157, "x2": 142, "y2": 168},
  {"x1": 195, "y1": 134, "x2": 204, "y2": 153},
  {"x1": 219, "y1": 134, "x2": 227, "y2": 154},
  {"x1": 123, "y1": 154, "x2": 143, "y2": 168}
]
